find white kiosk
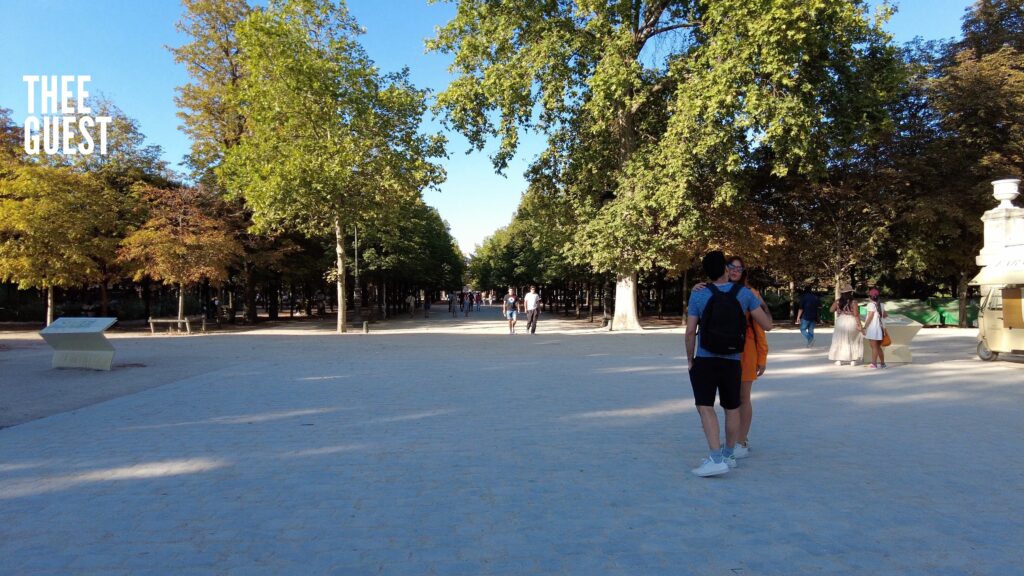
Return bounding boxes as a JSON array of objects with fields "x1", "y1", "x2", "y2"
[
  {"x1": 39, "y1": 317, "x2": 118, "y2": 371},
  {"x1": 971, "y1": 179, "x2": 1024, "y2": 361}
]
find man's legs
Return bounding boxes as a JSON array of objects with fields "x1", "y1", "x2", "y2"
[
  {"x1": 690, "y1": 358, "x2": 729, "y2": 477},
  {"x1": 719, "y1": 359, "x2": 743, "y2": 461},
  {"x1": 724, "y1": 407, "x2": 740, "y2": 449}
]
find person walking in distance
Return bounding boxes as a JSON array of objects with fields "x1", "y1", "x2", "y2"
[
  {"x1": 686, "y1": 251, "x2": 773, "y2": 477},
  {"x1": 464, "y1": 291, "x2": 473, "y2": 318},
  {"x1": 524, "y1": 286, "x2": 541, "y2": 334},
  {"x1": 795, "y1": 286, "x2": 821, "y2": 347},
  {"x1": 405, "y1": 292, "x2": 416, "y2": 319},
  {"x1": 502, "y1": 288, "x2": 519, "y2": 334}
]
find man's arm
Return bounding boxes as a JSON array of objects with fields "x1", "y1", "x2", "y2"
[
  {"x1": 795, "y1": 308, "x2": 803, "y2": 324},
  {"x1": 685, "y1": 315, "x2": 699, "y2": 368}
]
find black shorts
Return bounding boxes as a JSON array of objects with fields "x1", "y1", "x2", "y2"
[{"x1": 689, "y1": 357, "x2": 742, "y2": 409}]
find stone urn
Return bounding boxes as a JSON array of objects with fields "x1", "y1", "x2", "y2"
[{"x1": 992, "y1": 178, "x2": 1020, "y2": 208}]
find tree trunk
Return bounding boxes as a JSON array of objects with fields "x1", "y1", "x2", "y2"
[
  {"x1": 143, "y1": 278, "x2": 151, "y2": 320},
  {"x1": 268, "y1": 277, "x2": 280, "y2": 320},
  {"x1": 243, "y1": 264, "x2": 257, "y2": 324},
  {"x1": 178, "y1": 283, "x2": 185, "y2": 320},
  {"x1": 335, "y1": 219, "x2": 347, "y2": 333},
  {"x1": 681, "y1": 269, "x2": 690, "y2": 326},
  {"x1": 46, "y1": 286, "x2": 54, "y2": 326},
  {"x1": 788, "y1": 280, "x2": 797, "y2": 321},
  {"x1": 100, "y1": 281, "x2": 109, "y2": 317},
  {"x1": 588, "y1": 284, "x2": 594, "y2": 322},
  {"x1": 611, "y1": 272, "x2": 642, "y2": 331}
]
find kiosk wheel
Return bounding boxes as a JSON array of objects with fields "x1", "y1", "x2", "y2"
[{"x1": 977, "y1": 341, "x2": 999, "y2": 362}]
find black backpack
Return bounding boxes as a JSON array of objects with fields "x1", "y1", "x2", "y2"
[{"x1": 699, "y1": 283, "x2": 747, "y2": 354}]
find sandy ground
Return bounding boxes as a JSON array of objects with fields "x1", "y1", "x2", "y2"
[{"x1": 0, "y1": 307, "x2": 1021, "y2": 574}]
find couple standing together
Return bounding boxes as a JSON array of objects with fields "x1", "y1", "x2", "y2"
[{"x1": 686, "y1": 251, "x2": 773, "y2": 478}]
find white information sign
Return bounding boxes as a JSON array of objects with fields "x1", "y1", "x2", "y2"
[
  {"x1": 39, "y1": 317, "x2": 118, "y2": 371},
  {"x1": 862, "y1": 314, "x2": 922, "y2": 364}
]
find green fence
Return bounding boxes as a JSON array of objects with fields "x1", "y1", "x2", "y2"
[{"x1": 855, "y1": 298, "x2": 979, "y2": 326}]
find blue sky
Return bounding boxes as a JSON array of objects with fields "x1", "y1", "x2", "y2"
[{"x1": 0, "y1": 0, "x2": 974, "y2": 253}]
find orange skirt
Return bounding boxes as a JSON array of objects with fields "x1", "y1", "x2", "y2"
[{"x1": 740, "y1": 324, "x2": 768, "y2": 382}]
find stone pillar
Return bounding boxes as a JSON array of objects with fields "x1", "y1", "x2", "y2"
[{"x1": 976, "y1": 179, "x2": 1024, "y2": 268}]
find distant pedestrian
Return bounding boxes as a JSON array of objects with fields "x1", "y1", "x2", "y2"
[
  {"x1": 524, "y1": 285, "x2": 541, "y2": 334},
  {"x1": 863, "y1": 287, "x2": 888, "y2": 369},
  {"x1": 405, "y1": 293, "x2": 416, "y2": 318},
  {"x1": 828, "y1": 284, "x2": 863, "y2": 366},
  {"x1": 464, "y1": 291, "x2": 473, "y2": 318},
  {"x1": 795, "y1": 287, "x2": 821, "y2": 347},
  {"x1": 686, "y1": 251, "x2": 773, "y2": 478},
  {"x1": 423, "y1": 294, "x2": 431, "y2": 318},
  {"x1": 447, "y1": 292, "x2": 455, "y2": 316},
  {"x1": 475, "y1": 292, "x2": 482, "y2": 312},
  {"x1": 502, "y1": 288, "x2": 519, "y2": 334}
]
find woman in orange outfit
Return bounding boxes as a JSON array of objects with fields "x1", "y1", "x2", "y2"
[{"x1": 727, "y1": 256, "x2": 769, "y2": 459}]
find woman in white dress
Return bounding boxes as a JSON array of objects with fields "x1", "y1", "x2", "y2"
[
  {"x1": 862, "y1": 287, "x2": 888, "y2": 368},
  {"x1": 828, "y1": 285, "x2": 863, "y2": 366}
]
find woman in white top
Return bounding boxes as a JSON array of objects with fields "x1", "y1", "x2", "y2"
[{"x1": 862, "y1": 287, "x2": 888, "y2": 368}]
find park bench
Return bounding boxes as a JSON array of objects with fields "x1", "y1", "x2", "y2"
[{"x1": 148, "y1": 315, "x2": 207, "y2": 335}]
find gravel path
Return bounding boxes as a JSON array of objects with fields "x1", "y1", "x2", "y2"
[{"x1": 1, "y1": 310, "x2": 1021, "y2": 574}]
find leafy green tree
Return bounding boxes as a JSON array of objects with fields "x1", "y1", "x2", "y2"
[
  {"x1": 915, "y1": 2, "x2": 1024, "y2": 322},
  {"x1": 54, "y1": 99, "x2": 172, "y2": 315},
  {"x1": 119, "y1": 185, "x2": 241, "y2": 320},
  {"x1": 172, "y1": 0, "x2": 287, "y2": 324},
  {"x1": 170, "y1": 0, "x2": 251, "y2": 180},
  {"x1": 961, "y1": 0, "x2": 1024, "y2": 57},
  {"x1": 0, "y1": 108, "x2": 22, "y2": 170},
  {"x1": 0, "y1": 165, "x2": 120, "y2": 324},
  {"x1": 221, "y1": 0, "x2": 444, "y2": 332},
  {"x1": 431, "y1": 0, "x2": 899, "y2": 330},
  {"x1": 360, "y1": 200, "x2": 464, "y2": 311}
]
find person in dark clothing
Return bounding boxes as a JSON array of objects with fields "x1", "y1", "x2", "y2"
[{"x1": 795, "y1": 287, "x2": 821, "y2": 347}]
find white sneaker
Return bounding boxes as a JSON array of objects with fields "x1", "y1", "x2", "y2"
[
  {"x1": 849, "y1": 361, "x2": 857, "y2": 366},
  {"x1": 692, "y1": 457, "x2": 729, "y2": 477},
  {"x1": 834, "y1": 360, "x2": 842, "y2": 366},
  {"x1": 733, "y1": 443, "x2": 750, "y2": 459},
  {"x1": 723, "y1": 454, "x2": 737, "y2": 468}
]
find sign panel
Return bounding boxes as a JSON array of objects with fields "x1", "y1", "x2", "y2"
[{"x1": 39, "y1": 317, "x2": 118, "y2": 370}]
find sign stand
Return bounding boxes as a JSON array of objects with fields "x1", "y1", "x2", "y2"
[{"x1": 39, "y1": 317, "x2": 118, "y2": 371}]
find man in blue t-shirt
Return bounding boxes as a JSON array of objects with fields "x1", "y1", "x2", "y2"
[
  {"x1": 686, "y1": 251, "x2": 773, "y2": 477},
  {"x1": 795, "y1": 287, "x2": 821, "y2": 347}
]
